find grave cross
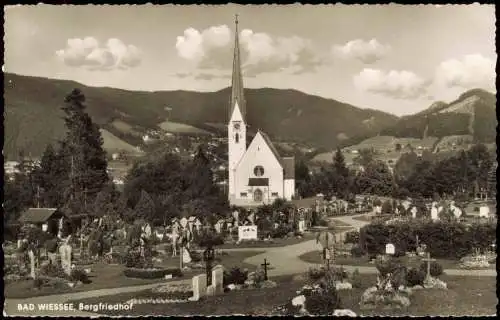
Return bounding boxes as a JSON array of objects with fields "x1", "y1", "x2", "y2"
[
  {"x1": 261, "y1": 259, "x2": 270, "y2": 281},
  {"x1": 422, "y1": 252, "x2": 436, "y2": 280},
  {"x1": 203, "y1": 246, "x2": 215, "y2": 286}
]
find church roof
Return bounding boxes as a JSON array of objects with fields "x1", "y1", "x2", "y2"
[
  {"x1": 229, "y1": 15, "x2": 246, "y2": 122},
  {"x1": 258, "y1": 130, "x2": 284, "y2": 167},
  {"x1": 283, "y1": 157, "x2": 295, "y2": 179}
]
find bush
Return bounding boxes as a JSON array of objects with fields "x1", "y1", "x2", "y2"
[
  {"x1": 419, "y1": 261, "x2": 443, "y2": 277},
  {"x1": 407, "y1": 268, "x2": 425, "y2": 287},
  {"x1": 344, "y1": 231, "x2": 360, "y2": 244},
  {"x1": 271, "y1": 225, "x2": 293, "y2": 239},
  {"x1": 308, "y1": 267, "x2": 326, "y2": 281},
  {"x1": 381, "y1": 200, "x2": 393, "y2": 214},
  {"x1": 196, "y1": 231, "x2": 224, "y2": 248},
  {"x1": 223, "y1": 267, "x2": 248, "y2": 286},
  {"x1": 359, "y1": 220, "x2": 496, "y2": 259},
  {"x1": 304, "y1": 286, "x2": 342, "y2": 315},
  {"x1": 350, "y1": 245, "x2": 366, "y2": 257},
  {"x1": 70, "y1": 268, "x2": 91, "y2": 284},
  {"x1": 350, "y1": 268, "x2": 362, "y2": 288}
]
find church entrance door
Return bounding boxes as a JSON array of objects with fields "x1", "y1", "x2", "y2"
[{"x1": 253, "y1": 189, "x2": 263, "y2": 202}]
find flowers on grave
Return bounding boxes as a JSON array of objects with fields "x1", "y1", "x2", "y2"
[
  {"x1": 423, "y1": 276, "x2": 447, "y2": 289},
  {"x1": 333, "y1": 309, "x2": 357, "y2": 317},
  {"x1": 350, "y1": 268, "x2": 363, "y2": 288},
  {"x1": 223, "y1": 267, "x2": 248, "y2": 287},
  {"x1": 458, "y1": 254, "x2": 491, "y2": 269},
  {"x1": 375, "y1": 254, "x2": 400, "y2": 277},
  {"x1": 406, "y1": 268, "x2": 426, "y2": 287},
  {"x1": 359, "y1": 285, "x2": 411, "y2": 310}
]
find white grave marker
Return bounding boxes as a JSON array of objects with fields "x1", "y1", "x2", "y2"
[
  {"x1": 479, "y1": 206, "x2": 490, "y2": 218},
  {"x1": 238, "y1": 226, "x2": 258, "y2": 240},
  {"x1": 385, "y1": 243, "x2": 395, "y2": 255},
  {"x1": 180, "y1": 217, "x2": 188, "y2": 229}
]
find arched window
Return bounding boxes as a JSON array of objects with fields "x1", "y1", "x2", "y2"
[
  {"x1": 235, "y1": 133, "x2": 239, "y2": 143},
  {"x1": 254, "y1": 189, "x2": 263, "y2": 202}
]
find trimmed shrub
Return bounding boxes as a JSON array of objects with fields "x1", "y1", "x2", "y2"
[
  {"x1": 381, "y1": 200, "x2": 393, "y2": 214},
  {"x1": 271, "y1": 225, "x2": 294, "y2": 239},
  {"x1": 196, "y1": 231, "x2": 224, "y2": 248},
  {"x1": 223, "y1": 267, "x2": 248, "y2": 286},
  {"x1": 407, "y1": 268, "x2": 425, "y2": 287},
  {"x1": 419, "y1": 261, "x2": 443, "y2": 277}
]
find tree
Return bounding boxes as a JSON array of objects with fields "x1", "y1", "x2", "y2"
[
  {"x1": 61, "y1": 88, "x2": 109, "y2": 210},
  {"x1": 395, "y1": 143, "x2": 402, "y2": 152},
  {"x1": 354, "y1": 148, "x2": 375, "y2": 167},
  {"x1": 134, "y1": 190, "x2": 156, "y2": 222},
  {"x1": 394, "y1": 151, "x2": 419, "y2": 184},
  {"x1": 31, "y1": 144, "x2": 70, "y2": 208},
  {"x1": 355, "y1": 161, "x2": 394, "y2": 196},
  {"x1": 295, "y1": 160, "x2": 313, "y2": 198}
]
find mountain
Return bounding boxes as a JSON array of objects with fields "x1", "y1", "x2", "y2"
[
  {"x1": 3, "y1": 73, "x2": 398, "y2": 160},
  {"x1": 379, "y1": 88, "x2": 496, "y2": 142}
]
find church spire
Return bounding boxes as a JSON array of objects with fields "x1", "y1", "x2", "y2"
[{"x1": 229, "y1": 14, "x2": 246, "y2": 122}]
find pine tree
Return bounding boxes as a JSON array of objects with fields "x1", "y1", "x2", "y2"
[{"x1": 61, "y1": 88, "x2": 109, "y2": 210}]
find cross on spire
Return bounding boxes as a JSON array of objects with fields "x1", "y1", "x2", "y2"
[{"x1": 229, "y1": 14, "x2": 246, "y2": 122}]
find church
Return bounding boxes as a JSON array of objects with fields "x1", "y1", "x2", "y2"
[{"x1": 227, "y1": 17, "x2": 295, "y2": 207}]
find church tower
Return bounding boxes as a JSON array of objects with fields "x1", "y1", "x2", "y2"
[{"x1": 228, "y1": 14, "x2": 247, "y2": 199}]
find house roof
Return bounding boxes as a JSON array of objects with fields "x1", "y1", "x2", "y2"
[
  {"x1": 282, "y1": 157, "x2": 295, "y2": 179},
  {"x1": 18, "y1": 208, "x2": 63, "y2": 223}
]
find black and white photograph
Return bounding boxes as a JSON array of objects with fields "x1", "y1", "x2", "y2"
[{"x1": 3, "y1": 3, "x2": 497, "y2": 317}]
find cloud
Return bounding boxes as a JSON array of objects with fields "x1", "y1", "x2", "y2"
[
  {"x1": 353, "y1": 68, "x2": 430, "y2": 99},
  {"x1": 172, "y1": 70, "x2": 231, "y2": 81},
  {"x1": 56, "y1": 37, "x2": 141, "y2": 71},
  {"x1": 434, "y1": 54, "x2": 496, "y2": 91},
  {"x1": 175, "y1": 25, "x2": 232, "y2": 69},
  {"x1": 175, "y1": 25, "x2": 322, "y2": 77},
  {"x1": 333, "y1": 39, "x2": 390, "y2": 64}
]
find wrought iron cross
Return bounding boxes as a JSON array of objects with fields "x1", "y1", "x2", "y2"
[{"x1": 261, "y1": 259, "x2": 270, "y2": 281}]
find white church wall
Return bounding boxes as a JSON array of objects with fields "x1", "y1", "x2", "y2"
[
  {"x1": 233, "y1": 133, "x2": 284, "y2": 205},
  {"x1": 284, "y1": 179, "x2": 295, "y2": 201}
]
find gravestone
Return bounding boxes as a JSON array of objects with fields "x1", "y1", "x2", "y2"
[
  {"x1": 374, "y1": 205, "x2": 382, "y2": 215},
  {"x1": 194, "y1": 219, "x2": 202, "y2": 232},
  {"x1": 298, "y1": 219, "x2": 305, "y2": 233},
  {"x1": 60, "y1": 244, "x2": 73, "y2": 276},
  {"x1": 214, "y1": 220, "x2": 224, "y2": 234},
  {"x1": 233, "y1": 210, "x2": 240, "y2": 227},
  {"x1": 180, "y1": 217, "x2": 188, "y2": 229},
  {"x1": 385, "y1": 243, "x2": 395, "y2": 256},
  {"x1": 182, "y1": 247, "x2": 192, "y2": 264},
  {"x1": 422, "y1": 252, "x2": 436, "y2": 280},
  {"x1": 191, "y1": 274, "x2": 207, "y2": 301},
  {"x1": 28, "y1": 249, "x2": 36, "y2": 279},
  {"x1": 479, "y1": 206, "x2": 490, "y2": 218},
  {"x1": 207, "y1": 265, "x2": 224, "y2": 296},
  {"x1": 431, "y1": 206, "x2": 439, "y2": 221},
  {"x1": 411, "y1": 206, "x2": 418, "y2": 219},
  {"x1": 238, "y1": 225, "x2": 258, "y2": 241}
]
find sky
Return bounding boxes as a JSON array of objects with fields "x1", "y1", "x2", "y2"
[{"x1": 4, "y1": 4, "x2": 496, "y2": 116}]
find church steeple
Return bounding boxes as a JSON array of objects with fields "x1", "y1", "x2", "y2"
[{"x1": 229, "y1": 14, "x2": 246, "y2": 122}]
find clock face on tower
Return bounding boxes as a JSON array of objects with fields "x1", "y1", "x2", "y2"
[{"x1": 233, "y1": 122, "x2": 241, "y2": 131}]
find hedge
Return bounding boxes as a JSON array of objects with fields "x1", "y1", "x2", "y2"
[
  {"x1": 123, "y1": 267, "x2": 182, "y2": 279},
  {"x1": 358, "y1": 220, "x2": 496, "y2": 259}
]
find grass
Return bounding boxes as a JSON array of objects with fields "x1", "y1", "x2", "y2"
[
  {"x1": 100, "y1": 129, "x2": 141, "y2": 153},
  {"x1": 158, "y1": 121, "x2": 211, "y2": 135},
  {"x1": 4, "y1": 251, "x2": 262, "y2": 299},
  {"x1": 70, "y1": 273, "x2": 496, "y2": 316}
]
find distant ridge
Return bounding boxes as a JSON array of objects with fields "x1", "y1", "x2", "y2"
[{"x1": 3, "y1": 73, "x2": 398, "y2": 159}]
